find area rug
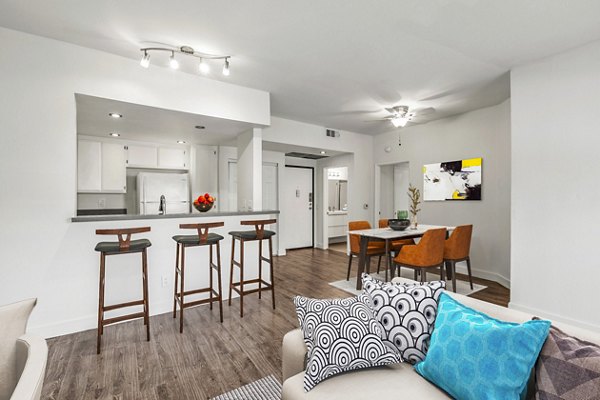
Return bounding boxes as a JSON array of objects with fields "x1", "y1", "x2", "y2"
[
  {"x1": 211, "y1": 375, "x2": 281, "y2": 400},
  {"x1": 330, "y1": 270, "x2": 487, "y2": 297}
]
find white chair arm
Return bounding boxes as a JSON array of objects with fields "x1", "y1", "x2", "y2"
[{"x1": 10, "y1": 334, "x2": 48, "y2": 400}]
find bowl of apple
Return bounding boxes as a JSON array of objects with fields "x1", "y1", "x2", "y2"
[{"x1": 193, "y1": 193, "x2": 215, "y2": 212}]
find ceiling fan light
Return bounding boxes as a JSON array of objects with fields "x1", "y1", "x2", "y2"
[{"x1": 391, "y1": 116, "x2": 409, "y2": 128}]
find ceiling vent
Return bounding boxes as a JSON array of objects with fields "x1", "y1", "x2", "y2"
[
  {"x1": 326, "y1": 129, "x2": 340, "y2": 138},
  {"x1": 285, "y1": 152, "x2": 329, "y2": 160}
]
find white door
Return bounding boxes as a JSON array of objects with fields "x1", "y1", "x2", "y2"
[
  {"x1": 283, "y1": 166, "x2": 313, "y2": 249},
  {"x1": 262, "y1": 163, "x2": 278, "y2": 211}
]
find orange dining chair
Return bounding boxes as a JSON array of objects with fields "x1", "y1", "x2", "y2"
[
  {"x1": 444, "y1": 225, "x2": 474, "y2": 292},
  {"x1": 346, "y1": 221, "x2": 385, "y2": 281},
  {"x1": 393, "y1": 228, "x2": 446, "y2": 283},
  {"x1": 378, "y1": 219, "x2": 415, "y2": 277}
]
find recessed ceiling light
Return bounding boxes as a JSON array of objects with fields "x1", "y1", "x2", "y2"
[
  {"x1": 109, "y1": 113, "x2": 122, "y2": 119},
  {"x1": 177, "y1": 140, "x2": 186, "y2": 144},
  {"x1": 320, "y1": 151, "x2": 326, "y2": 154},
  {"x1": 109, "y1": 133, "x2": 120, "y2": 137},
  {"x1": 195, "y1": 125, "x2": 206, "y2": 130}
]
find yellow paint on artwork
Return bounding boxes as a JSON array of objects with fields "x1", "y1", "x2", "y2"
[
  {"x1": 462, "y1": 158, "x2": 482, "y2": 168},
  {"x1": 422, "y1": 166, "x2": 427, "y2": 173},
  {"x1": 452, "y1": 190, "x2": 466, "y2": 200}
]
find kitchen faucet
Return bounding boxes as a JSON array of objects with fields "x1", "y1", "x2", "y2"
[{"x1": 159, "y1": 195, "x2": 166, "y2": 215}]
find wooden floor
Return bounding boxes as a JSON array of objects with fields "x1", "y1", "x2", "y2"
[{"x1": 42, "y1": 248, "x2": 509, "y2": 400}]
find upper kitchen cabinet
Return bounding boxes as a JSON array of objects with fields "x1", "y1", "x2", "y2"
[
  {"x1": 77, "y1": 139, "x2": 126, "y2": 193},
  {"x1": 158, "y1": 147, "x2": 187, "y2": 169},
  {"x1": 126, "y1": 144, "x2": 158, "y2": 168},
  {"x1": 126, "y1": 144, "x2": 188, "y2": 170}
]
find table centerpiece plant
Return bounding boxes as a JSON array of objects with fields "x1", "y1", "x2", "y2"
[{"x1": 407, "y1": 184, "x2": 421, "y2": 229}]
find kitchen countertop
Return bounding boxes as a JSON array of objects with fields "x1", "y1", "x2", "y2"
[
  {"x1": 327, "y1": 210, "x2": 348, "y2": 215},
  {"x1": 71, "y1": 210, "x2": 280, "y2": 223}
]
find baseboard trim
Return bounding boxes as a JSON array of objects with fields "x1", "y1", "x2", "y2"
[
  {"x1": 29, "y1": 295, "x2": 240, "y2": 339},
  {"x1": 454, "y1": 264, "x2": 511, "y2": 289},
  {"x1": 509, "y1": 302, "x2": 600, "y2": 332}
]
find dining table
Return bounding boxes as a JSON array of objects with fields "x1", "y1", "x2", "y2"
[{"x1": 351, "y1": 224, "x2": 455, "y2": 290}]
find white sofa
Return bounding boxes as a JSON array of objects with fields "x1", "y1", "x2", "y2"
[
  {"x1": 9, "y1": 334, "x2": 48, "y2": 400},
  {"x1": 282, "y1": 291, "x2": 600, "y2": 399}
]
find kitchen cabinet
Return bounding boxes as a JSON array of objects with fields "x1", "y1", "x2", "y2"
[
  {"x1": 77, "y1": 140, "x2": 102, "y2": 192},
  {"x1": 101, "y1": 142, "x2": 126, "y2": 192},
  {"x1": 77, "y1": 139, "x2": 126, "y2": 193},
  {"x1": 126, "y1": 144, "x2": 158, "y2": 168},
  {"x1": 126, "y1": 144, "x2": 188, "y2": 170},
  {"x1": 158, "y1": 147, "x2": 187, "y2": 169}
]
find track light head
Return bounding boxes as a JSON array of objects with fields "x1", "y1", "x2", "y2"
[
  {"x1": 222, "y1": 58, "x2": 230, "y2": 76},
  {"x1": 140, "y1": 51, "x2": 150, "y2": 68},
  {"x1": 169, "y1": 52, "x2": 179, "y2": 69},
  {"x1": 199, "y1": 58, "x2": 210, "y2": 74}
]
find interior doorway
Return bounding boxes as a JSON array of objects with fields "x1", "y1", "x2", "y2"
[
  {"x1": 376, "y1": 162, "x2": 410, "y2": 221},
  {"x1": 322, "y1": 166, "x2": 349, "y2": 251},
  {"x1": 283, "y1": 165, "x2": 314, "y2": 249}
]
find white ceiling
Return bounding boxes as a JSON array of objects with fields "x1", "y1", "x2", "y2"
[
  {"x1": 4, "y1": 1, "x2": 600, "y2": 135},
  {"x1": 76, "y1": 94, "x2": 254, "y2": 145}
]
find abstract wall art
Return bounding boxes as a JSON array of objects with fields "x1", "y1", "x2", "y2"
[{"x1": 423, "y1": 158, "x2": 482, "y2": 201}]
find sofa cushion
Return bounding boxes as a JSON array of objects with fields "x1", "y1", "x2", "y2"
[
  {"x1": 415, "y1": 293, "x2": 551, "y2": 400},
  {"x1": 534, "y1": 320, "x2": 600, "y2": 399},
  {"x1": 282, "y1": 363, "x2": 451, "y2": 400},
  {"x1": 362, "y1": 273, "x2": 446, "y2": 363},
  {"x1": 0, "y1": 298, "x2": 36, "y2": 400},
  {"x1": 293, "y1": 295, "x2": 402, "y2": 392}
]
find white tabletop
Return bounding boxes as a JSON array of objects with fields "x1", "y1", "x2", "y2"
[{"x1": 350, "y1": 224, "x2": 455, "y2": 240}]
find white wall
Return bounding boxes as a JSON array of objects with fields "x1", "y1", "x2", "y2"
[
  {"x1": 0, "y1": 27, "x2": 270, "y2": 337},
  {"x1": 373, "y1": 100, "x2": 511, "y2": 286},
  {"x1": 510, "y1": 40, "x2": 600, "y2": 330},
  {"x1": 263, "y1": 117, "x2": 374, "y2": 248},
  {"x1": 190, "y1": 145, "x2": 218, "y2": 212},
  {"x1": 236, "y1": 129, "x2": 263, "y2": 211}
]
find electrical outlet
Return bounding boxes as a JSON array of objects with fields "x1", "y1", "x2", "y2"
[
  {"x1": 98, "y1": 198, "x2": 106, "y2": 209},
  {"x1": 161, "y1": 275, "x2": 168, "y2": 287}
]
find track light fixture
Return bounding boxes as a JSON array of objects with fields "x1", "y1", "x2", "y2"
[
  {"x1": 140, "y1": 45, "x2": 231, "y2": 76},
  {"x1": 169, "y1": 51, "x2": 179, "y2": 69},
  {"x1": 222, "y1": 58, "x2": 230, "y2": 76},
  {"x1": 140, "y1": 51, "x2": 150, "y2": 68}
]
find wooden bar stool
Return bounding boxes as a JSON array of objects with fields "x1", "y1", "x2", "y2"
[
  {"x1": 172, "y1": 222, "x2": 224, "y2": 333},
  {"x1": 94, "y1": 227, "x2": 152, "y2": 354},
  {"x1": 228, "y1": 219, "x2": 277, "y2": 318}
]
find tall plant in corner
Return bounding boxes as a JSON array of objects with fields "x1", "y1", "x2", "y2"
[{"x1": 408, "y1": 184, "x2": 421, "y2": 230}]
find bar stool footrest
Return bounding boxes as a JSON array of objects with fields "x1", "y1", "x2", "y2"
[
  {"x1": 103, "y1": 312, "x2": 146, "y2": 326},
  {"x1": 103, "y1": 299, "x2": 145, "y2": 312}
]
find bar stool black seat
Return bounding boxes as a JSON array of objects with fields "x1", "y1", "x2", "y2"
[
  {"x1": 228, "y1": 219, "x2": 277, "y2": 318},
  {"x1": 172, "y1": 222, "x2": 225, "y2": 333},
  {"x1": 94, "y1": 227, "x2": 151, "y2": 354}
]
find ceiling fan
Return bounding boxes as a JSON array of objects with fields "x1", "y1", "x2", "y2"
[{"x1": 371, "y1": 105, "x2": 435, "y2": 128}]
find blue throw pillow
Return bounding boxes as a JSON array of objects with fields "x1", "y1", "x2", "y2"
[{"x1": 414, "y1": 293, "x2": 550, "y2": 400}]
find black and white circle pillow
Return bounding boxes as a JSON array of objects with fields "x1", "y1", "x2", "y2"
[
  {"x1": 362, "y1": 273, "x2": 446, "y2": 364},
  {"x1": 294, "y1": 295, "x2": 402, "y2": 392}
]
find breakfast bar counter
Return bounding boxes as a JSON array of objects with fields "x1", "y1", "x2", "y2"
[{"x1": 71, "y1": 210, "x2": 280, "y2": 223}]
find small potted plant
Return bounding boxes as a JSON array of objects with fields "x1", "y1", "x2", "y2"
[
  {"x1": 193, "y1": 193, "x2": 216, "y2": 212},
  {"x1": 407, "y1": 184, "x2": 421, "y2": 229}
]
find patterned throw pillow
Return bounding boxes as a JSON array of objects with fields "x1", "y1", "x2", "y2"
[
  {"x1": 415, "y1": 293, "x2": 551, "y2": 400},
  {"x1": 361, "y1": 273, "x2": 446, "y2": 363},
  {"x1": 293, "y1": 295, "x2": 402, "y2": 392},
  {"x1": 533, "y1": 319, "x2": 600, "y2": 399}
]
